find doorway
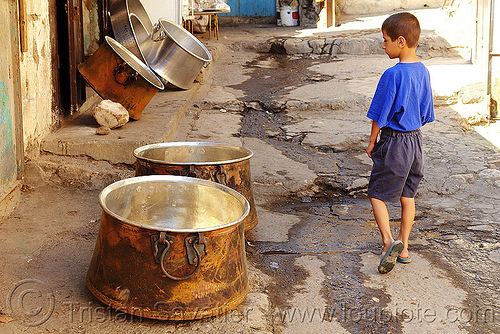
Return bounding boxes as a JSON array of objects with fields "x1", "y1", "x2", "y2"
[{"x1": 55, "y1": 0, "x2": 87, "y2": 115}]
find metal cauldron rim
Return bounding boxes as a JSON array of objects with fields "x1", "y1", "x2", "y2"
[
  {"x1": 109, "y1": 0, "x2": 153, "y2": 63},
  {"x1": 99, "y1": 175, "x2": 250, "y2": 233},
  {"x1": 133, "y1": 142, "x2": 254, "y2": 165}
]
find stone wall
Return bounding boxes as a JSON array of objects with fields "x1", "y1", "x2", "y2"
[
  {"x1": 335, "y1": 0, "x2": 443, "y2": 16},
  {"x1": 20, "y1": 0, "x2": 54, "y2": 159}
]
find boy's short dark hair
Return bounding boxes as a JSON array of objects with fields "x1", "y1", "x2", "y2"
[{"x1": 382, "y1": 12, "x2": 421, "y2": 48}]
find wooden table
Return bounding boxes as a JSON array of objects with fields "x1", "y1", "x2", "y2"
[{"x1": 192, "y1": 10, "x2": 230, "y2": 40}]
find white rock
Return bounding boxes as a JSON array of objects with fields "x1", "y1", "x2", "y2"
[
  {"x1": 489, "y1": 249, "x2": 500, "y2": 263},
  {"x1": 347, "y1": 178, "x2": 369, "y2": 191},
  {"x1": 92, "y1": 100, "x2": 129, "y2": 129},
  {"x1": 467, "y1": 224, "x2": 494, "y2": 232},
  {"x1": 284, "y1": 39, "x2": 312, "y2": 55},
  {"x1": 95, "y1": 126, "x2": 111, "y2": 135},
  {"x1": 478, "y1": 168, "x2": 500, "y2": 180},
  {"x1": 309, "y1": 39, "x2": 325, "y2": 54}
]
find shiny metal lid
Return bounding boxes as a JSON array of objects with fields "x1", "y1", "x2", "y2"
[{"x1": 105, "y1": 36, "x2": 164, "y2": 90}]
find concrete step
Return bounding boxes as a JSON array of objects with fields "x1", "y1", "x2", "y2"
[
  {"x1": 263, "y1": 33, "x2": 461, "y2": 59},
  {"x1": 24, "y1": 155, "x2": 134, "y2": 190},
  {"x1": 41, "y1": 87, "x2": 197, "y2": 165},
  {"x1": 41, "y1": 44, "x2": 224, "y2": 167}
]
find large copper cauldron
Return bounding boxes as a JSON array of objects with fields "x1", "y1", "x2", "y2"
[
  {"x1": 78, "y1": 36, "x2": 164, "y2": 120},
  {"x1": 134, "y1": 142, "x2": 258, "y2": 231},
  {"x1": 86, "y1": 175, "x2": 249, "y2": 320}
]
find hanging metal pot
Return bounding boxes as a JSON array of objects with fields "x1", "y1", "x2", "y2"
[
  {"x1": 134, "y1": 142, "x2": 258, "y2": 231},
  {"x1": 86, "y1": 175, "x2": 250, "y2": 320}
]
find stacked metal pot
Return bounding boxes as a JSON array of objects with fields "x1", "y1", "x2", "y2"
[
  {"x1": 84, "y1": 2, "x2": 259, "y2": 321},
  {"x1": 87, "y1": 141, "x2": 258, "y2": 320},
  {"x1": 78, "y1": 0, "x2": 212, "y2": 119}
]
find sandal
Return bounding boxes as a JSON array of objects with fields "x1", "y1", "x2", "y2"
[
  {"x1": 378, "y1": 240, "x2": 403, "y2": 274},
  {"x1": 397, "y1": 255, "x2": 412, "y2": 264}
]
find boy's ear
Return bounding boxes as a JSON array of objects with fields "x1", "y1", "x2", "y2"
[{"x1": 397, "y1": 36, "x2": 407, "y2": 48}]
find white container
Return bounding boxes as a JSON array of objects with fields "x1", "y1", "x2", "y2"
[
  {"x1": 280, "y1": 6, "x2": 299, "y2": 26},
  {"x1": 276, "y1": 0, "x2": 282, "y2": 26}
]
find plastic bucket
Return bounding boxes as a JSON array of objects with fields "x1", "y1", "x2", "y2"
[{"x1": 280, "y1": 6, "x2": 299, "y2": 26}]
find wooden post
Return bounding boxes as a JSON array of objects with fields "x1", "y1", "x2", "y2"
[
  {"x1": 18, "y1": 0, "x2": 27, "y2": 52},
  {"x1": 326, "y1": 0, "x2": 334, "y2": 28}
]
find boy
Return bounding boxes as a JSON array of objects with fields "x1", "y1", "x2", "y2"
[{"x1": 365, "y1": 12, "x2": 435, "y2": 274}]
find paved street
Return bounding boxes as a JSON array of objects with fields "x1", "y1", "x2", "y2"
[{"x1": 1, "y1": 10, "x2": 500, "y2": 334}]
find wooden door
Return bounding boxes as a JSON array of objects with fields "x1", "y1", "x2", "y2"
[
  {"x1": 221, "y1": 0, "x2": 276, "y2": 17},
  {"x1": 66, "y1": 0, "x2": 86, "y2": 113}
]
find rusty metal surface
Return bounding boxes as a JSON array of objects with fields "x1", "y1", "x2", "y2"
[
  {"x1": 87, "y1": 212, "x2": 248, "y2": 320},
  {"x1": 77, "y1": 37, "x2": 161, "y2": 120},
  {"x1": 87, "y1": 176, "x2": 249, "y2": 320},
  {"x1": 134, "y1": 143, "x2": 258, "y2": 231}
]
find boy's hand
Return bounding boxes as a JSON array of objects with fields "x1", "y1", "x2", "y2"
[
  {"x1": 367, "y1": 121, "x2": 380, "y2": 158},
  {"x1": 366, "y1": 142, "x2": 375, "y2": 158}
]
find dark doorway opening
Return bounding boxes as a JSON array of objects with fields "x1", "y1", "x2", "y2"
[{"x1": 55, "y1": 0, "x2": 86, "y2": 116}]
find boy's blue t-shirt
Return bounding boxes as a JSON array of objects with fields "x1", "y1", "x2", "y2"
[{"x1": 367, "y1": 62, "x2": 435, "y2": 131}]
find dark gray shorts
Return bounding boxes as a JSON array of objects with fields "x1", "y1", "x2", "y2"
[{"x1": 368, "y1": 128, "x2": 423, "y2": 202}]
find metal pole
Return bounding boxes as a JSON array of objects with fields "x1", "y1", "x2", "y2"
[{"x1": 488, "y1": 0, "x2": 498, "y2": 118}]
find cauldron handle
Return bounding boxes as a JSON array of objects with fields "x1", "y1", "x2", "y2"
[
  {"x1": 152, "y1": 232, "x2": 206, "y2": 281},
  {"x1": 211, "y1": 165, "x2": 227, "y2": 185},
  {"x1": 160, "y1": 242, "x2": 201, "y2": 281},
  {"x1": 187, "y1": 165, "x2": 199, "y2": 178},
  {"x1": 151, "y1": 22, "x2": 166, "y2": 42}
]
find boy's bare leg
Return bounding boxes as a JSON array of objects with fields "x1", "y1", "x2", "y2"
[
  {"x1": 370, "y1": 197, "x2": 393, "y2": 252},
  {"x1": 397, "y1": 196, "x2": 415, "y2": 258}
]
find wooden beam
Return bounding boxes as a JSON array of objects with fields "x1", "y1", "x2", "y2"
[
  {"x1": 18, "y1": 0, "x2": 27, "y2": 52},
  {"x1": 326, "y1": 0, "x2": 334, "y2": 28}
]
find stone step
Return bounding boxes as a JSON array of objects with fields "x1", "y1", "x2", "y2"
[
  {"x1": 40, "y1": 44, "x2": 224, "y2": 168},
  {"x1": 224, "y1": 32, "x2": 463, "y2": 59},
  {"x1": 24, "y1": 155, "x2": 134, "y2": 190}
]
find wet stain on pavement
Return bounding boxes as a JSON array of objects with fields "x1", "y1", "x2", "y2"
[
  {"x1": 240, "y1": 109, "x2": 344, "y2": 177},
  {"x1": 247, "y1": 196, "x2": 404, "y2": 333},
  {"x1": 235, "y1": 60, "x2": 402, "y2": 332},
  {"x1": 231, "y1": 52, "x2": 500, "y2": 333},
  {"x1": 232, "y1": 54, "x2": 337, "y2": 103}
]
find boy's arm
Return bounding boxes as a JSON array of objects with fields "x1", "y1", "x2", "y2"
[{"x1": 366, "y1": 120, "x2": 381, "y2": 158}]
